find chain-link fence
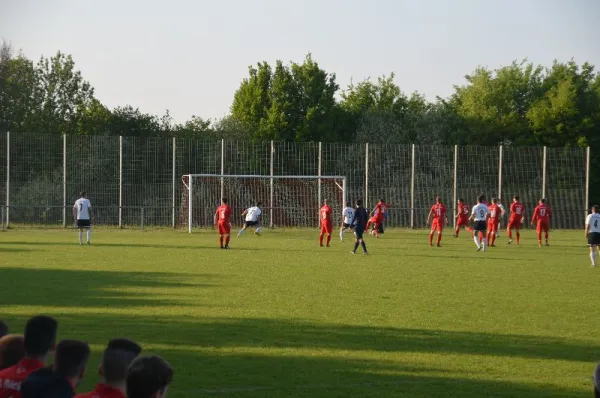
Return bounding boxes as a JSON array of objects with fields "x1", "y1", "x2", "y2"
[{"x1": 0, "y1": 133, "x2": 590, "y2": 229}]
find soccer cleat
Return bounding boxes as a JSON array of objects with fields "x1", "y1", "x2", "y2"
[
  {"x1": 350, "y1": 251, "x2": 356, "y2": 255},
  {"x1": 476, "y1": 247, "x2": 481, "y2": 251},
  {"x1": 363, "y1": 252, "x2": 368, "y2": 255},
  {"x1": 87, "y1": 241, "x2": 91, "y2": 246},
  {"x1": 545, "y1": 242, "x2": 550, "y2": 246},
  {"x1": 326, "y1": 245, "x2": 330, "y2": 248},
  {"x1": 490, "y1": 244, "x2": 496, "y2": 247},
  {"x1": 224, "y1": 245, "x2": 231, "y2": 250},
  {"x1": 508, "y1": 240, "x2": 513, "y2": 244},
  {"x1": 436, "y1": 244, "x2": 441, "y2": 247}
]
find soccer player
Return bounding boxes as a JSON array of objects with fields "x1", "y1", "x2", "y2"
[
  {"x1": 214, "y1": 198, "x2": 233, "y2": 249},
  {"x1": 75, "y1": 338, "x2": 142, "y2": 398},
  {"x1": 340, "y1": 202, "x2": 354, "y2": 241},
  {"x1": 319, "y1": 199, "x2": 333, "y2": 247},
  {"x1": 531, "y1": 198, "x2": 552, "y2": 247},
  {"x1": 486, "y1": 198, "x2": 503, "y2": 247},
  {"x1": 427, "y1": 197, "x2": 448, "y2": 247},
  {"x1": 454, "y1": 199, "x2": 471, "y2": 237},
  {"x1": 0, "y1": 335, "x2": 25, "y2": 370},
  {"x1": 0, "y1": 315, "x2": 57, "y2": 398},
  {"x1": 126, "y1": 355, "x2": 173, "y2": 398},
  {"x1": 21, "y1": 339, "x2": 90, "y2": 398},
  {"x1": 492, "y1": 194, "x2": 506, "y2": 237},
  {"x1": 350, "y1": 199, "x2": 369, "y2": 255},
  {"x1": 73, "y1": 191, "x2": 93, "y2": 245},
  {"x1": 0, "y1": 321, "x2": 6, "y2": 339},
  {"x1": 237, "y1": 201, "x2": 262, "y2": 237},
  {"x1": 507, "y1": 195, "x2": 526, "y2": 245},
  {"x1": 585, "y1": 205, "x2": 600, "y2": 267},
  {"x1": 367, "y1": 199, "x2": 389, "y2": 238},
  {"x1": 470, "y1": 194, "x2": 490, "y2": 251}
]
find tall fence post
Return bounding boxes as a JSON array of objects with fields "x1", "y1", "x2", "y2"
[
  {"x1": 63, "y1": 134, "x2": 67, "y2": 228},
  {"x1": 172, "y1": 137, "x2": 176, "y2": 228},
  {"x1": 270, "y1": 140, "x2": 274, "y2": 228},
  {"x1": 498, "y1": 145, "x2": 503, "y2": 201},
  {"x1": 410, "y1": 144, "x2": 415, "y2": 229},
  {"x1": 318, "y1": 142, "x2": 322, "y2": 227},
  {"x1": 453, "y1": 145, "x2": 458, "y2": 229},
  {"x1": 542, "y1": 146, "x2": 547, "y2": 199},
  {"x1": 1, "y1": 204, "x2": 4, "y2": 232},
  {"x1": 365, "y1": 143, "x2": 369, "y2": 208},
  {"x1": 220, "y1": 139, "x2": 225, "y2": 201},
  {"x1": 141, "y1": 207, "x2": 144, "y2": 231},
  {"x1": 586, "y1": 146, "x2": 590, "y2": 217},
  {"x1": 5, "y1": 131, "x2": 9, "y2": 227},
  {"x1": 119, "y1": 136, "x2": 123, "y2": 228},
  {"x1": 188, "y1": 174, "x2": 193, "y2": 233}
]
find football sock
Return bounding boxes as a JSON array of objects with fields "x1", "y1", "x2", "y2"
[
  {"x1": 319, "y1": 233, "x2": 324, "y2": 246},
  {"x1": 482, "y1": 238, "x2": 487, "y2": 250},
  {"x1": 590, "y1": 251, "x2": 596, "y2": 265},
  {"x1": 516, "y1": 232, "x2": 520, "y2": 244},
  {"x1": 486, "y1": 232, "x2": 491, "y2": 243},
  {"x1": 78, "y1": 230, "x2": 83, "y2": 244},
  {"x1": 455, "y1": 228, "x2": 459, "y2": 237},
  {"x1": 429, "y1": 233, "x2": 434, "y2": 245},
  {"x1": 353, "y1": 242, "x2": 359, "y2": 252},
  {"x1": 508, "y1": 230, "x2": 512, "y2": 239},
  {"x1": 467, "y1": 227, "x2": 473, "y2": 232},
  {"x1": 360, "y1": 241, "x2": 367, "y2": 252},
  {"x1": 87, "y1": 229, "x2": 91, "y2": 243},
  {"x1": 473, "y1": 235, "x2": 480, "y2": 248},
  {"x1": 545, "y1": 232, "x2": 549, "y2": 242},
  {"x1": 340, "y1": 230, "x2": 345, "y2": 241},
  {"x1": 491, "y1": 233, "x2": 496, "y2": 246},
  {"x1": 219, "y1": 236, "x2": 224, "y2": 247},
  {"x1": 225, "y1": 236, "x2": 230, "y2": 246},
  {"x1": 436, "y1": 233, "x2": 442, "y2": 245},
  {"x1": 237, "y1": 229, "x2": 245, "y2": 237},
  {"x1": 255, "y1": 227, "x2": 262, "y2": 234},
  {"x1": 537, "y1": 232, "x2": 542, "y2": 242},
  {"x1": 326, "y1": 234, "x2": 331, "y2": 246}
]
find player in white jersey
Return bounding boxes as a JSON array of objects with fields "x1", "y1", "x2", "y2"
[
  {"x1": 73, "y1": 191, "x2": 93, "y2": 245},
  {"x1": 238, "y1": 201, "x2": 263, "y2": 237},
  {"x1": 469, "y1": 194, "x2": 490, "y2": 251},
  {"x1": 340, "y1": 202, "x2": 355, "y2": 241},
  {"x1": 585, "y1": 205, "x2": 600, "y2": 267}
]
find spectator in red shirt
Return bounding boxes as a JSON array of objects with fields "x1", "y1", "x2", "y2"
[
  {"x1": 0, "y1": 315, "x2": 58, "y2": 398},
  {"x1": 0, "y1": 335, "x2": 25, "y2": 370},
  {"x1": 76, "y1": 338, "x2": 142, "y2": 398}
]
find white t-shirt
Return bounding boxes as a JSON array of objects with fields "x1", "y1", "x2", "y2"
[
  {"x1": 343, "y1": 207, "x2": 354, "y2": 224},
  {"x1": 472, "y1": 203, "x2": 489, "y2": 221},
  {"x1": 245, "y1": 206, "x2": 261, "y2": 222},
  {"x1": 74, "y1": 198, "x2": 92, "y2": 220},
  {"x1": 585, "y1": 213, "x2": 600, "y2": 233}
]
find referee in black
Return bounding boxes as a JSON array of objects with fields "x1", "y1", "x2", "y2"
[{"x1": 351, "y1": 199, "x2": 369, "y2": 255}]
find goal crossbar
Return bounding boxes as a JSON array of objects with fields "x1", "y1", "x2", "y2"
[{"x1": 184, "y1": 174, "x2": 347, "y2": 233}]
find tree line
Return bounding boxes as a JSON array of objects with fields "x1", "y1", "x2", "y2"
[{"x1": 1, "y1": 41, "x2": 599, "y2": 203}]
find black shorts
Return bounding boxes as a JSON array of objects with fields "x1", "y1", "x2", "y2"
[
  {"x1": 473, "y1": 221, "x2": 487, "y2": 232},
  {"x1": 343, "y1": 223, "x2": 352, "y2": 229},
  {"x1": 245, "y1": 221, "x2": 259, "y2": 228},
  {"x1": 76, "y1": 219, "x2": 91, "y2": 228},
  {"x1": 354, "y1": 225, "x2": 365, "y2": 239},
  {"x1": 588, "y1": 232, "x2": 600, "y2": 246}
]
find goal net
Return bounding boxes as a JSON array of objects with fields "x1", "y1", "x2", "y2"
[{"x1": 179, "y1": 174, "x2": 347, "y2": 232}]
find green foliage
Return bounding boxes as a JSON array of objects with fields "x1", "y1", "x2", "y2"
[{"x1": 0, "y1": 229, "x2": 597, "y2": 397}]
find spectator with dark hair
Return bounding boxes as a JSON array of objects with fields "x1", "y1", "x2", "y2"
[
  {"x1": 21, "y1": 339, "x2": 90, "y2": 398},
  {"x1": 0, "y1": 321, "x2": 7, "y2": 338},
  {"x1": 126, "y1": 355, "x2": 173, "y2": 398},
  {"x1": 0, "y1": 315, "x2": 58, "y2": 398},
  {"x1": 76, "y1": 338, "x2": 142, "y2": 398},
  {"x1": 0, "y1": 335, "x2": 25, "y2": 370}
]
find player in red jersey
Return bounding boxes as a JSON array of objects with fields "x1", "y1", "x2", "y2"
[
  {"x1": 486, "y1": 198, "x2": 504, "y2": 247},
  {"x1": 214, "y1": 198, "x2": 233, "y2": 249},
  {"x1": 531, "y1": 198, "x2": 552, "y2": 247},
  {"x1": 0, "y1": 316, "x2": 57, "y2": 398},
  {"x1": 366, "y1": 199, "x2": 389, "y2": 238},
  {"x1": 454, "y1": 199, "x2": 472, "y2": 237},
  {"x1": 319, "y1": 199, "x2": 333, "y2": 247},
  {"x1": 507, "y1": 195, "x2": 526, "y2": 245},
  {"x1": 427, "y1": 197, "x2": 448, "y2": 247}
]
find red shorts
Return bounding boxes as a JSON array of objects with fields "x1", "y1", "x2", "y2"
[
  {"x1": 536, "y1": 220, "x2": 549, "y2": 233},
  {"x1": 431, "y1": 219, "x2": 444, "y2": 232},
  {"x1": 457, "y1": 216, "x2": 469, "y2": 227},
  {"x1": 488, "y1": 219, "x2": 500, "y2": 232},
  {"x1": 321, "y1": 221, "x2": 333, "y2": 234},
  {"x1": 368, "y1": 216, "x2": 378, "y2": 224},
  {"x1": 218, "y1": 221, "x2": 231, "y2": 235},
  {"x1": 507, "y1": 217, "x2": 522, "y2": 230}
]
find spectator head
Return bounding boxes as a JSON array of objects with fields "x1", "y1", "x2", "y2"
[
  {"x1": 379, "y1": 198, "x2": 384, "y2": 204},
  {"x1": 539, "y1": 198, "x2": 546, "y2": 204},
  {"x1": 80, "y1": 191, "x2": 86, "y2": 198},
  {"x1": 593, "y1": 205, "x2": 599, "y2": 213},
  {"x1": 100, "y1": 338, "x2": 142, "y2": 386},
  {"x1": 0, "y1": 321, "x2": 7, "y2": 338},
  {"x1": 491, "y1": 198, "x2": 497, "y2": 204},
  {"x1": 0, "y1": 334, "x2": 25, "y2": 370},
  {"x1": 346, "y1": 201, "x2": 351, "y2": 207},
  {"x1": 256, "y1": 201, "x2": 262, "y2": 207},
  {"x1": 457, "y1": 198, "x2": 464, "y2": 204},
  {"x1": 513, "y1": 195, "x2": 519, "y2": 202},
  {"x1": 436, "y1": 196, "x2": 441, "y2": 204},
  {"x1": 356, "y1": 199, "x2": 363, "y2": 207},
  {"x1": 477, "y1": 194, "x2": 485, "y2": 204},
  {"x1": 54, "y1": 340, "x2": 90, "y2": 388},
  {"x1": 221, "y1": 198, "x2": 228, "y2": 204},
  {"x1": 127, "y1": 355, "x2": 173, "y2": 398},
  {"x1": 24, "y1": 315, "x2": 57, "y2": 359}
]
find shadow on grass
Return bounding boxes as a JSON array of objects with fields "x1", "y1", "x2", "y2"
[
  {"x1": 2, "y1": 313, "x2": 592, "y2": 397},
  {"x1": 0, "y1": 267, "x2": 219, "y2": 308},
  {"x1": 2, "y1": 241, "x2": 307, "y2": 251},
  {"x1": 0, "y1": 247, "x2": 37, "y2": 252}
]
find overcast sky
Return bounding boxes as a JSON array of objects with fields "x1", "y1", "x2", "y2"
[{"x1": 2, "y1": 0, "x2": 599, "y2": 122}]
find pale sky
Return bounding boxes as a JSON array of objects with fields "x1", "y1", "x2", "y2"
[{"x1": 2, "y1": 0, "x2": 599, "y2": 123}]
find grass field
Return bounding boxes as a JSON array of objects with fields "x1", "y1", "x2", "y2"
[{"x1": 0, "y1": 228, "x2": 598, "y2": 397}]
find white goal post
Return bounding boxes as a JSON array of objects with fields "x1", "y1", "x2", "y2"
[{"x1": 181, "y1": 174, "x2": 347, "y2": 233}]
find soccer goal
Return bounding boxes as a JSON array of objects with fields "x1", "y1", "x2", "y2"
[{"x1": 179, "y1": 174, "x2": 347, "y2": 233}]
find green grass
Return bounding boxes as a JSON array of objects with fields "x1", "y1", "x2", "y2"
[{"x1": 0, "y1": 228, "x2": 598, "y2": 397}]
